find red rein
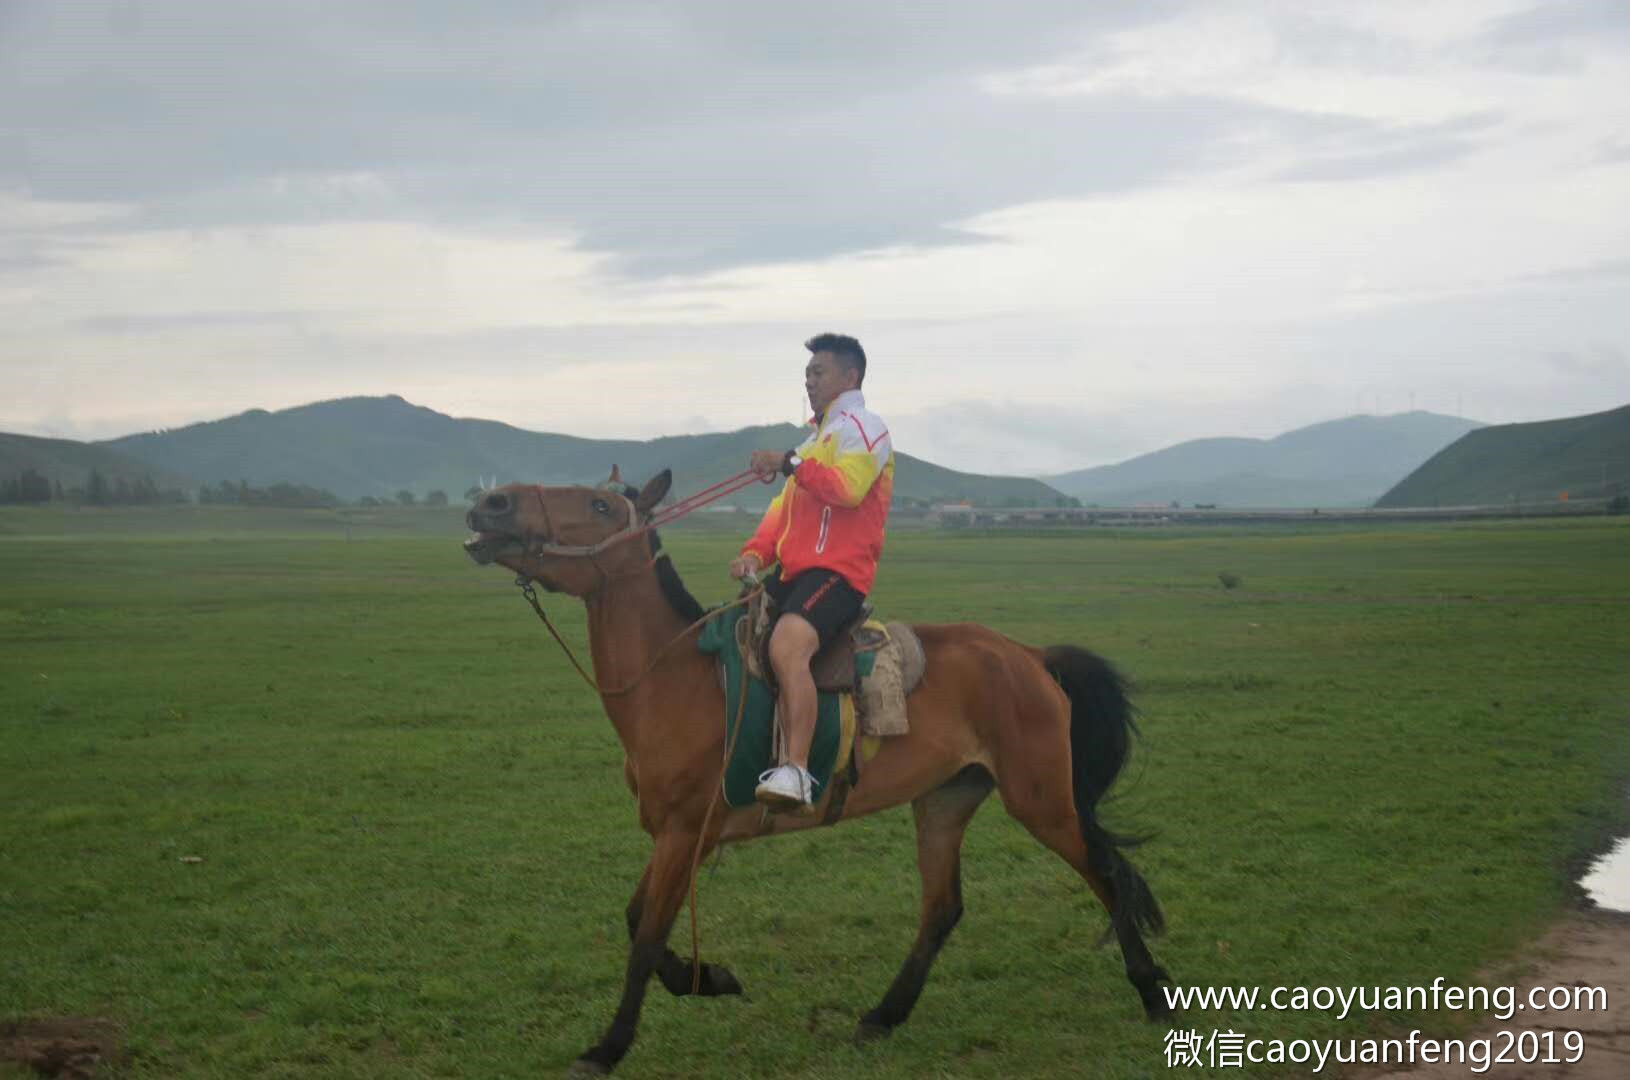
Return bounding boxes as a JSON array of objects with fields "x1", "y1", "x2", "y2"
[
  {"x1": 525, "y1": 469, "x2": 775, "y2": 560},
  {"x1": 647, "y1": 469, "x2": 775, "y2": 529}
]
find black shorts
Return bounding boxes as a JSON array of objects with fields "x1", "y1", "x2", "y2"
[{"x1": 764, "y1": 568, "x2": 867, "y2": 649}]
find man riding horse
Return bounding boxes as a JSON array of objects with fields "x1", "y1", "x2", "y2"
[
  {"x1": 729, "y1": 332, "x2": 894, "y2": 811},
  {"x1": 463, "y1": 334, "x2": 1171, "y2": 1073}
]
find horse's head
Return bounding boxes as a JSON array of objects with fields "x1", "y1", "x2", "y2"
[{"x1": 463, "y1": 467, "x2": 673, "y2": 595}]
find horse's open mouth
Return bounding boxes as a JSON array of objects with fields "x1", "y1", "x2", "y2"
[{"x1": 463, "y1": 531, "x2": 520, "y2": 565}]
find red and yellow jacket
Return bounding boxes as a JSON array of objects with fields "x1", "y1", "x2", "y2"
[{"x1": 742, "y1": 389, "x2": 894, "y2": 595}]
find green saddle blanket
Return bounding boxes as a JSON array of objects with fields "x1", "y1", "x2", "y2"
[{"x1": 697, "y1": 603, "x2": 874, "y2": 808}]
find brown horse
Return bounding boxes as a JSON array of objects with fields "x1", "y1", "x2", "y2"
[{"x1": 464, "y1": 470, "x2": 1171, "y2": 1075}]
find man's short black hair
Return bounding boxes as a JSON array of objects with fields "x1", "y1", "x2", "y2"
[{"x1": 805, "y1": 332, "x2": 866, "y2": 385}]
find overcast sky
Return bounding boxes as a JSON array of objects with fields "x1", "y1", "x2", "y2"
[{"x1": 3, "y1": 1, "x2": 1627, "y2": 475}]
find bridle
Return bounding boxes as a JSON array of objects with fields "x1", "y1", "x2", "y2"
[
  {"x1": 508, "y1": 478, "x2": 769, "y2": 697},
  {"x1": 519, "y1": 466, "x2": 773, "y2": 570},
  {"x1": 525, "y1": 485, "x2": 648, "y2": 562}
]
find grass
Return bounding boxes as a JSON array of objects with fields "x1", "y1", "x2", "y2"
[{"x1": 2, "y1": 507, "x2": 1629, "y2": 1078}]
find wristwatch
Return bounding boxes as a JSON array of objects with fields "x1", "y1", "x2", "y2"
[{"x1": 781, "y1": 450, "x2": 802, "y2": 477}]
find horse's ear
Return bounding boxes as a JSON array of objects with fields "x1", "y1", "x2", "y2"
[
  {"x1": 606, "y1": 464, "x2": 623, "y2": 487},
  {"x1": 634, "y1": 469, "x2": 672, "y2": 518}
]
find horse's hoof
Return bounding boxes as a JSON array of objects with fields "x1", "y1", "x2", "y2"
[
  {"x1": 1137, "y1": 966, "x2": 1175, "y2": 1023},
  {"x1": 567, "y1": 1059, "x2": 611, "y2": 1078},
  {"x1": 1142, "y1": 993, "x2": 1177, "y2": 1024},
  {"x1": 658, "y1": 961, "x2": 745, "y2": 997},
  {"x1": 854, "y1": 1020, "x2": 893, "y2": 1045},
  {"x1": 702, "y1": 964, "x2": 744, "y2": 996}
]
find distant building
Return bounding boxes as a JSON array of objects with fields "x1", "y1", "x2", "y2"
[{"x1": 929, "y1": 502, "x2": 977, "y2": 526}]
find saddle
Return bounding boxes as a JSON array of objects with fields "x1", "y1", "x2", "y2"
[
  {"x1": 696, "y1": 592, "x2": 926, "y2": 814},
  {"x1": 745, "y1": 591, "x2": 887, "y2": 693}
]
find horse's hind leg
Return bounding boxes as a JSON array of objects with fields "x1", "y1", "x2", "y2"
[
  {"x1": 998, "y1": 771, "x2": 1172, "y2": 1021},
  {"x1": 856, "y1": 764, "x2": 994, "y2": 1043},
  {"x1": 625, "y1": 862, "x2": 743, "y2": 997}
]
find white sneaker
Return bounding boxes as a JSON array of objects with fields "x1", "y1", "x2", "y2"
[{"x1": 755, "y1": 763, "x2": 818, "y2": 812}]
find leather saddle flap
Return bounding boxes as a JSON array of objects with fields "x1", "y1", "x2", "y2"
[
  {"x1": 809, "y1": 607, "x2": 885, "y2": 692},
  {"x1": 747, "y1": 593, "x2": 886, "y2": 693}
]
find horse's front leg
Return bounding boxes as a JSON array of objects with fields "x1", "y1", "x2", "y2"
[
  {"x1": 573, "y1": 830, "x2": 705, "y2": 1076},
  {"x1": 625, "y1": 860, "x2": 743, "y2": 998}
]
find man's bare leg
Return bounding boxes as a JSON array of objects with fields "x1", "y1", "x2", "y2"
[
  {"x1": 769, "y1": 614, "x2": 820, "y2": 765},
  {"x1": 757, "y1": 613, "x2": 821, "y2": 808}
]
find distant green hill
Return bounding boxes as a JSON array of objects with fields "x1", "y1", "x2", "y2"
[
  {"x1": 1044, "y1": 412, "x2": 1483, "y2": 507},
  {"x1": 102, "y1": 395, "x2": 1062, "y2": 507},
  {"x1": 1376, "y1": 403, "x2": 1630, "y2": 508},
  {"x1": 0, "y1": 432, "x2": 193, "y2": 494}
]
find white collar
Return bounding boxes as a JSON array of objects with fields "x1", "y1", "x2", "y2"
[
  {"x1": 831, "y1": 389, "x2": 866, "y2": 413},
  {"x1": 815, "y1": 388, "x2": 866, "y2": 424}
]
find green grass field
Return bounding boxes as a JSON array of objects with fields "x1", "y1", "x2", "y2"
[{"x1": 3, "y1": 506, "x2": 1629, "y2": 1078}]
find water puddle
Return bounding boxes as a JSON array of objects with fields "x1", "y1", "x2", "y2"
[{"x1": 1580, "y1": 835, "x2": 1630, "y2": 912}]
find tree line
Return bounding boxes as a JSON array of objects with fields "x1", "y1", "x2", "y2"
[
  {"x1": 2, "y1": 468, "x2": 458, "y2": 508},
  {"x1": 201, "y1": 481, "x2": 450, "y2": 507},
  {"x1": 197, "y1": 479, "x2": 342, "y2": 507},
  {"x1": 0, "y1": 467, "x2": 186, "y2": 505},
  {"x1": 358, "y1": 489, "x2": 450, "y2": 507}
]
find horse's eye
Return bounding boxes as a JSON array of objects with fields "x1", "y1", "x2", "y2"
[{"x1": 591, "y1": 498, "x2": 611, "y2": 515}]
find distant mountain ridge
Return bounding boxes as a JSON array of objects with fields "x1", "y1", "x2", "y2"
[
  {"x1": 1043, "y1": 412, "x2": 1485, "y2": 507},
  {"x1": 98, "y1": 395, "x2": 1063, "y2": 507},
  {"x1": 18, "y1": 401, "x2": 1617, "y2": 513},
  {"x1": 1377, "y1": 403, "x2": 1630, "y2": 508}
]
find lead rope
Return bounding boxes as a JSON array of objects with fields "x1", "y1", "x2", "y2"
[
  {"x1": 516, "y1": 578, "x2": 603, "y2": 690},
  {"x1": 689, "y1": 651, "x2": 753, "y2": 993},
  {"x1": 516, "y1": 576, "x2": 764, "y2": 697}
]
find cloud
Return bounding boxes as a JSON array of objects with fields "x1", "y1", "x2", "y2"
[
  {"x1": 1274, "y1": 133, "x2": 1484, "y2": 183},
  {"x1": 1593, "y1": 138, "x2": 1630, "y2": 165},
  {"x1": 890, "y1": 399, "x2": 1154, "y2": 477},
  {"x1": 1485, "y1": 0, "x2": 1630, "y2": 44},
  {"x1": 1541, "y1": 344, "x2": 1629, "y2": 380},
  {"x1": 0, "y1": 250, "x2": 60, "y2": 275},
  {"x1": 1, "y1": 1, "x2": 1626, "y2": 466},
  {"x1": 74, "y1": 310, "x2": 318, "y2": 334},
  {"x1": 1475, "y1": 0, "x2": 1630, "y2": 73},
  {"x1": 0, "y1": 191, "x2": 131, "y2": 231},
  {"x1": 0, "y1": 1, "x2": 1463, "y2": 277},
  {"x1": 1516, "y1": 258, "x2": 1630, "y2": 286}
]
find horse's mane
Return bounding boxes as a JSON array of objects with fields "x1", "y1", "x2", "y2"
[
  {"x1": 617, "y1": 483, "x2": 706, "y2": 623},
  {"x1": 648, "y1": 530, "x2": 705, "y2": 623}
]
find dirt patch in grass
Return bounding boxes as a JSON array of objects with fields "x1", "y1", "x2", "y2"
[
  {"x1": 0, "y1": 1017, "x2": 123, "y2": 1078},
  {"x1": 1353, "y1": 911, "x2": 1630, "y2": 1078}
]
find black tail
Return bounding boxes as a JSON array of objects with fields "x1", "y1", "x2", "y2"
[{"x1": 1045, "y1": 644, "x2": 1165, "y2": 937}]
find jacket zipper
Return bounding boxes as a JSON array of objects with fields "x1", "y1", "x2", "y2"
[
  {"x1": 815, "y1": 505, "x2": 832, "y2": 554},
  {"x1": 773, "y1": 480, "x2": 796, "y2": 562}
]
